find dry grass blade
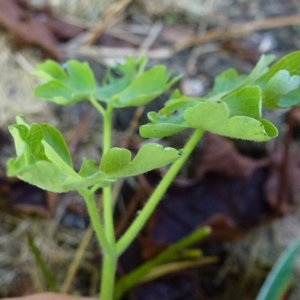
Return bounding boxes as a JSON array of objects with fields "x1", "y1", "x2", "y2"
[
  {"x1": 60, "y1": 225, "x2": 94, "y2": 293},
  {"x1": 139, "y1": 256, "x2": 218, "y2": 283}
]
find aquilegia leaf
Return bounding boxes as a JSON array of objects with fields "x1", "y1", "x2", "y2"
[
  {"x1": 94, "y1": 56, "x2": 181, "y2": 108},
  {"x1": 184, "y1": 86, "x2": 278, "y2": 141},
  {"x1": 100, "y1": 143, "x2": 181, "y2": 177},
  {"x1": 255, "y1": 51, "x2": 300, "y2": 108},
  {"x1": 140, "y1": 90, "x2": 201, "y2": 138},
  {"x1": 33, "y1": 60, "x2": 96, "y2": 105},
  {"x1": 7, "y1": 117, "x2": 112, "y2": 193}
]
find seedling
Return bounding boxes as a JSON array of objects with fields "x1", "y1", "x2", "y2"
[{"x1": 7, "y1": 51, "x2": 300, "y2": 299}]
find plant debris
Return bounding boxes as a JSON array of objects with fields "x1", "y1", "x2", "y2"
[{"x1": 0, "y1": 0, "x2": 83, "y2": 60}]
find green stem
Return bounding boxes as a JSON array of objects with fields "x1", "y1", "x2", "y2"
[
  {"x1": 102, "y1": 105, "x2": 116, "y2": 243},
  {"x1": 101, "y1": 104, "x2": 117, "y2": 300},
  {"x1": 89, "y1": 95, "x2": 106, "y2": 116},
  {"x1": 100, "y1": 252, "x2": 117, "y2": 300},
  {"x1": 103, "y1": 107, "x2": 113, "y2": 153},
  {"x1": 116, "y1": 128, "x2": 205, "y2": 255},
  {"x1": 78, "y1": 189, "x2": 113, "y2": 257},
  {"x1": 103, "y1": 186, "x2": 116, "y2": 244}
]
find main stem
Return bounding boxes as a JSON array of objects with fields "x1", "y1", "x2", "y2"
[
  {"x1": 78, "y1": 189, "x2": 113, "y2": 256},
  {"x1": 116, "y1": 128, "x2": 204, "y2": 255},
  {"x1": 100, "y1": 105, "x2": 117, "y2": 300}
]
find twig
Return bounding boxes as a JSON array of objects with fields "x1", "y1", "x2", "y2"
[
  {"x1": 174, "y1": 14, "x2": 300, "y2": 52},
  {"x1": 137, "y1": 21, "x2": 163, "y2": 57},
  {"x1": 85, "y1": 0, "x2": 133, "y2": 46},
  {"x1": 62, "y1": 45, "x2": 173, "y2": 62}
]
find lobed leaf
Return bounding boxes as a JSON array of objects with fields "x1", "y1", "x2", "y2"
[
  {"x1": 94, "y1": 56, "x2": 141, "y2": 102},
  {"x1": 278, "y1": 88, "x2": 300, "y2": 108},
  {"x1": 100, "y1": 143, "x2": 181, "y2": 177},
  {"x1": 94, "y1": 57, "x2": 181, "y2": 108},
  {"x1": 8, "y1": 117, "x2": 181, "y2": 192},
  {"x1": 7, "y1": 118, "x2": 113, "y2": 193},
  {"x1": 236, "y1": 54, "x2": 275, "y2": 89},
  {"x1": 212, "y1": 68, "x2": 247, "y2": 95},
  {"x1": 184, "y1": 86, "x2": 278, "y2": 141},
  {"x1": 223, "y1": 86, "x2": 262, "y2": 119},
  {"x1": 141, "y1": 85, "x2": 278, "y2": 142},
  {"x1": 210, "y1": 54, "x2": 275, "y2": 100},
  {"x1": 140, "y1": 90, "x2": 201, "y2": 138},
  {"x1": 255, "y1": 51, "x2": 300, "y2": 109},
  {"x1": 33, "y1": 60, "x2": 96, "y2": 105},
  {"x1": 113, "y1": 67, "x2": 180, "y2": 107},
  {"x1": 261, "y1": 70, "x2": 300, "y2": 109},
  {"x1": 256, "y1": 51, "x2": 300, "y2": 87}
]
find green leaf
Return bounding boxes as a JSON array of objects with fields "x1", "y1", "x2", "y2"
[
  {"x1": 223, "y1": 86, "x2": 262, "y2": 119},
  {"x1": 278, "y1": 87, "x2": 300, "y2": 108},
  {"x1": 256, "y1": 51, "x2": 300, "y2": 87},
  {"x1": 253, "y1": 51, "x2": 300, "y2": 109},
  {"x1": 7, "y1": 159, "x2": 65, "y2": 192},
  {"x1": 40, "y1": 124, "x2": 76, "y2": 176},
  {"x1": 112, "y1": 66, "x2": 181, "y2": 108},
  {"x1": 65, "y1": 60, "x2": 95, "y2": 92},
  {"x1": 211, "y1": 54, "x2": 275, "y2": 100},
  {"x1": 95, "y1": 56, "x2": 139, "y2": 102},
  {"x1": 32, "y1": 60, "x2": 68, "y2": 81},
  {"x1": 212, "y1": 68, "x2": 247, "y2": 95},
  {"x1": 7, "y1": 117, "x2": 114, "y2": 193},
  {"x1": 140, "y1": 123, "x2": 187, "y2": 139},
  {"x1": 256, "y1": 240, "x2": 300, "y2": 300},
  {"x1": 95, "y1": 57, "x2": 181, "y2": 108},
  {"x1": 33, "y1": 60, "x2": 96, "y2": 105},
  {"x1": 261, "y1": 70, "x2": 300, "y2": 109},
  {"x1": 237, "y1": 54, "x2": 275, "y2": 88},
  {"x1": 40, "y1": 123, "x2": 73, "y2": 167},
  {"x1": 184, "y1": 87, "x2": 278, "y2": 142},
  {"x1": 140, "y1": 90, "x2": 201, "y2": 138},
  {"x1": 100, "y1": 143, "x2": 181, "y2": 177}
]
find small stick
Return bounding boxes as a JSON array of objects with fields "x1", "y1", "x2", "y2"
[
  {"x1": 85, "y1": 0, "x2": 132, "y2": 46},
  {"x1": 174, "y1": 14, "x2": 300, "y2": 52},
  {"x1": 137, "y1": 21, "x2": 163, "y2": 57}
]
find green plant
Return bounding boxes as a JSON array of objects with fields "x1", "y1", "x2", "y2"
[{"x1": 7, "y1": 51, "x2": 300, "y2": 300}]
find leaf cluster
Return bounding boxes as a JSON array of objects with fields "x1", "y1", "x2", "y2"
[
  {"x1": 8, "y1": 52, "x2": 300, "y2": 193},
  {"x1": 141, "y1": 51, "x2": 300, "y2": 142},
  {"x1": 33, "y1": 56, "x2": 181, "y2": 108},
  {"x1": 7, "y1": 117, "x2": 181, "y2": 193}
]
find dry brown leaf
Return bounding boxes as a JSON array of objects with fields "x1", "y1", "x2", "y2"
[
  {"x1": 198, "y1": 133, "x2": 268, "y2": 179},
  {"x1": 0, "y1": 0, "x2": 83, "y2": 60}
]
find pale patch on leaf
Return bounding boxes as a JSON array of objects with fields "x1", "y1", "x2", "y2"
[{"x1": 261, "y1": 70, "x2": 300, "y2": 109}]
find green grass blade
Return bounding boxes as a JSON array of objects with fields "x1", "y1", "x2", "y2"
[{"x1": 256, "y1": 240, "x2": 300, "y2": 300}]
